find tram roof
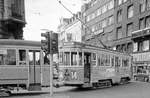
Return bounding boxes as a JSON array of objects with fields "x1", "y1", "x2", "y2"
[
  {"x1": 60, "y1": 41, "x2": 131, "y2": 56},
  {"x1": 0, "y1": 39, "x2": 41, "y2": 47}
]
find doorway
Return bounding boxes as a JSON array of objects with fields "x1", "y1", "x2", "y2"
[{"x1": 84, "y1": 52, "x2": 91, "y2": 83}]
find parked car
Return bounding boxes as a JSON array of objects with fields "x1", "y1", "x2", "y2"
[{"x1": 134, "y1": 73, "x2": 149, "y2": 82}]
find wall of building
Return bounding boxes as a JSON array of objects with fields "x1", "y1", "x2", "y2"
[
  {"x1": 0, "y1": 0, "x2": 25, "y2": 39},
  {"x1": 58, "y1": 12, "x2": 82, "y2": 43},
  {"x1": 82, "y1": 0, "x2": 115, "y2": 47}
]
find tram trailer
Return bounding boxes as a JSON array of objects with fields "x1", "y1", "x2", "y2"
[{"x1": 0, "y1": 39, "x2": 52, "y2": 96}]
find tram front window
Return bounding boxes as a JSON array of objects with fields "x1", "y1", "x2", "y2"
[
  {"x1": 71, "y1": 52, "x2": 77, "y2": 66},
  {"x1": 0, "y1": 49, "x2": 16, "y2": 65}
]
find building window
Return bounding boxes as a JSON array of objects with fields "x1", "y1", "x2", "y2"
[
  {"x1": 146, "y1": 16, "x2": 150, "y2": 28},
  {"x1": 147, "y1": 0, "x2": 150, "y2": 10},
  {"x1": 91, "y1": 26, "x2": 95, "y2": 32},
  {"x1": 138, "y1": 41, "x2": 143, "y2": 52},
  {"x1": 133, "y1": 42, "x2": 138, "y2": 52},
  {"x1": 117, "y1": 9, "x2": 122, "y2": 22},
  {"x1": 140, "y1": 0, "x2": 146, "y2": 12},
  {"x1": 102, "y1": 19, "x2": 107, "y2": 28},
  {"x1": 143, "y1": 40, "x2": 149, "y2": 51},
  {"x1": 118, "y1": 0, "x2": 127, "y2": 5},
  {"x1": 117, "y1": 27, "x2": 122, "y2": 39},
  {"x1": 139, "y1": 18, "x2": 145, "y2": 29},
  {"x1": 118, "y1": 0, "x2": 123, "y2": 5},
  {"x1": 97, "y1": 8, "x2": 102, "y2": 16},
  {"x1": 108, "y1": 0, "x2": 114, "y2": 10},
  {"x1": 127, "y1": 43, "x2": 132, "y2": 53},
  {"x1": 107, "y1": 31, "x2": 113, "y2": 41},
  {"x1": 127, "y1": 5, "x2": 134, "y2": 18},
  {"x1": 102, "y1": 5, "x2": 107, "y2": 14},
  {"x1": 108, "y1": 15, "x2": 114, "y2": 26},
  {"x1": 127, "y1": 23, "x2": 133, "y2": 36},
  {"x1": 123, "y1": 0, "x2": 127, "y2": 2}
]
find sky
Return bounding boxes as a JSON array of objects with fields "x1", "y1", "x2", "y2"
[{"x1": 23, "y1": 0, "x2": 83, "y2": 41}]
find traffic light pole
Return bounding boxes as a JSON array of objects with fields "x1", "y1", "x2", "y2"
[
  {"x1": 49, "y1": 53, "x2": 53, "y2": 96},
  {"x1": 41, "y1": 30, "x2": 58, "y2": 96}
]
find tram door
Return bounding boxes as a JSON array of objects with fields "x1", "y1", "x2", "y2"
[
  {"x1": 84, "y1": 52, "x2": 91, "y2": 83},
  {"x1": 28, "y1": 50, "x2": 41, "y2": 91}
]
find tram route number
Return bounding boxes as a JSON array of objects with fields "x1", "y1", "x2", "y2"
[{"x1": 71, "y1": 71, "x2": 77, "y2": 80}]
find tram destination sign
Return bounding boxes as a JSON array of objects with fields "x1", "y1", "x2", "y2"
[{"x1": 0, "y1": 49, "x2": 7, "y2": 54}]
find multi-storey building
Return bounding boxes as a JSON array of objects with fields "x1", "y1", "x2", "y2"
[
  {"x1": 82, "y1": 0, "x2": 115, "y2": 47},
  {"x1": 82, "y1": 0, "x2": 150, "y2": 75},
  {"x1": 58, "y1": 12, "x2": 82, "y2": 43},
  {"x1": 0, "y1": 0, "x2": 26, "y2": 39}
]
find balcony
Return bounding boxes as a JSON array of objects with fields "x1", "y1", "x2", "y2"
[{"x1": 132, "y1": 27, "x2": 150, "y2": 39}]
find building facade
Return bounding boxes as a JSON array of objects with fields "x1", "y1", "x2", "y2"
[
  {"x1": 58, "y1": 12, "x2": 82, "y2": 43},
  {"x1": 82, "y1": 0, "x2": 115, "y2": 47},
  {"x1": 0, "y1": 0, "x2": 26, "y2": 39},
  {"x1": 82, "y1": 0, "x2": 150, "y2": 75}
]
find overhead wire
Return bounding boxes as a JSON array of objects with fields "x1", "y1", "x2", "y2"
[
  {"x1": 57, "y1": 0, "x2": 108, "y2": 48},
  {"x1": 56, "y1": 0, "x2": 148, "y2": 49}
]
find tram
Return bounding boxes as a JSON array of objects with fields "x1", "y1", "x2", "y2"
[
  {"x1": 0, "y1": 39, "x2": 51, "y2": 95},
  {"x1": 58, "y1": 42, "x2": 132, "y2": 88}
]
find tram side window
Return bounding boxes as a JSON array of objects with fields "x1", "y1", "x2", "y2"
[
  {"x1": 19, "y1": 50, "x2": 26, "y2": 65},
  {"x1": 71, "y1": 52, "x2": 77, "y2": 66},
  {"x1": 101, "y1": 54, "x2": 104, "y2": 66},
  {"x1": 92, "y1": 53, "x2": 96, "y2": 66},
  {"x1": 98, "y1": 55, "x2": 101, "y2": 66},
  {"x1": 35, "y1": 52, "x2": 40, "y2": 65},
  {"x1": 111, "y1": 56, "x2": 114, "y2": 67},
  {"x1": 59, "y1": 52, "x2": 63, "y2": 64},
  {"x1": 79, "y1": 52, "x2": 82, "y2": 66},
  {"x1": 64, "y1": 52, "x2": 70, "y2": 66},
  {"x1": 106, "y1": 55, "x2": 110, "y2": 66},
  {"x1": 29, "y1": 52, "x2": 34, "y2": 65},
  {"x1": 115, "y1": 56, "x2": 120, "y2": 67},
  {"x1": 0, "y1": 49, "x2": 16, "y2": 65},
  {"x1": 29, "y1": 51, "x2": 40, "y2": 65}
]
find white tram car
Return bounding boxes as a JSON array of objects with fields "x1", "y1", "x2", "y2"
[
  {"x1": 0, "y1": 39, "x2": 51, "y2": 94},
  {"x1": 58, "y1": 42, "x2": 132, "y2": 88}
]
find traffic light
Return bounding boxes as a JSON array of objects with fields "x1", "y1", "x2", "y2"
[
  {"x1": 41, "y1": 31, "x2": 58, "y2": 54},
  {"x1": 41, "y1": 32, "x2": 50, "y2": 53},
  {"x1": 50, "y1": 33, "x2": 58, "y2": 54}
]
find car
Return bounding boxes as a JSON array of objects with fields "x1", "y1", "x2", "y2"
[{"x1": 134, "y1": 73, "x2": 149, "y2": 82}]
